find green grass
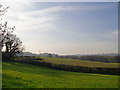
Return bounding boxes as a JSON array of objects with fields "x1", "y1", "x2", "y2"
[
  {"x1": 36, "y1": 57, "x2": 119, "y2": 68},
  {"x1": 2, "y1": 61, "x2": 119, "y2": 88}
]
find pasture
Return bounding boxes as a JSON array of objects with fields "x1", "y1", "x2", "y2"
[
  {"x1": 2, "y1": 61, "x2": 119, "y2": 88},
  {"x1": 37, "y1": 57, "x2": 119, "y2": 68}
]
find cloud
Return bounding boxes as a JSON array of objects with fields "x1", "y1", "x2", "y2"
[
  {"x1": 3, "y1": 2, "x2": 115, "y2": 32},
  {"x1": 1, "y1": 0, "x2": 119, "y2": 3},
  {"x1": 3, "y1": 4, "x2": 59, "y2": 33},
  {"x1": 22, "y1": 3, "x2": 115, "y2": 17},
  {"x1": 27, "y1": 41, "x2": 118, "y2": 55},
  {"x1": 100, "y1": 30, "x2": 118, "y2": 40},
  {"x1": 1, "y1": 2, "x2": 117, "y2": 54},
  {"x1": 111, "y1": 30, "x2": 118, "y2": 36}
]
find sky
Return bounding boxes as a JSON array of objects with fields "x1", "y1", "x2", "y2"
[{"x1": 1, "y1": 2, "x2": 118, "y2": 55}]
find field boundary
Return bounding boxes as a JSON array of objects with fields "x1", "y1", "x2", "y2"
[{"x1": 14, "y1": 58, "x2": 120, "y2": 75}]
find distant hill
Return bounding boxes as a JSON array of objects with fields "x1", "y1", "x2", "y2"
[
  {"x1": 76, "y1": 53, "x2": 118, "y2": 56},
  {"x1": 18, "y1": 52, "x2": 59, "y2": 57},
  {"x1": 18, "y1": 52, "x2": 38, "y2": 56},
  {"x1": 17, "y1": 52, "x2": 118, "y2": 63},
  {"x1": 18, "y1": 52, "x2": 118, "y2": 57}
]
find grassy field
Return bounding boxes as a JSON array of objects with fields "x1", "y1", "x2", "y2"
[
  {"x1": 36, "y1": 57, "x2": 119, "y2": 68},
  {"x1": 2, "y1": 61, "x2": 119, "y2": 88}
]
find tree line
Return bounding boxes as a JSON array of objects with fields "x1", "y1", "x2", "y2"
[{"x1": 57, "y1": 55, "x2": 119, "y2": 63}]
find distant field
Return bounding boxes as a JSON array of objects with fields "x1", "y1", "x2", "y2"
[
  {"x1": 36, "y1": 57, "x2": 119, "y2": 68},
  {"x1": 2, "y1": 62, "x2": 119, "y2": 88}
]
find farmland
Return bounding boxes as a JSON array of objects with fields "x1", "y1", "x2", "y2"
[
  {"x1": 2, "y1": 61, "x2": 119, "y2": 88},
  {"x1": 15, "y1": 57, "x2": 119, "y2": 75},
  {"x1": 36, "y1": 57, "x2": 119, "y2": 68}
]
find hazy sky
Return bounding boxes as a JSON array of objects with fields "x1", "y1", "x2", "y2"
[{"x1": 2, "y1": 2, "x2": 118, "y2": 55}]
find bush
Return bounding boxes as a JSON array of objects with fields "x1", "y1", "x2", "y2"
[{"x1": 2, "y1": 52, "x2": 14, "y2": 61}]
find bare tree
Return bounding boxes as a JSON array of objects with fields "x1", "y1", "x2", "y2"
[
  {"x1": 0, "y1": 4, "x2": 11, "y2": 51},
  {"x1": 0, "y1": 4, "x2": 23, "y2": 61},
  {"x1": 0, "y1": 4, "x2": 10, "y2": 61},
  {"x1": 3, "y1": 33, "x2": 23, "y2": 60},
  {"x1": 0, "y1": 4, "x2": 9, "y2": 16}
]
